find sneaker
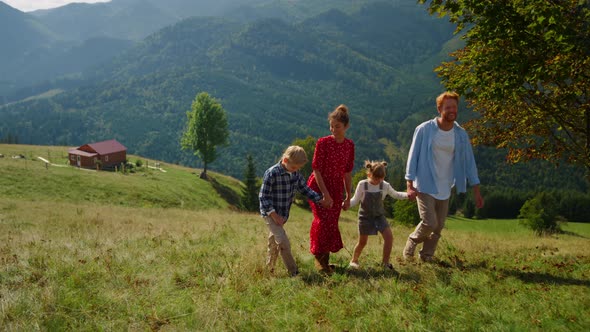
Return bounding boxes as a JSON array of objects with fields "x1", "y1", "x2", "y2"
[{"x1": 348, "y1": 262, "x2": 360, "y2": 269}]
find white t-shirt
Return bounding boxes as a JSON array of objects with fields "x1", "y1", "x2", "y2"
[
  {"x1": 431, "y1": 127, "x2": 455, "y2": 200},
  {"x1": 349, "y1": 179, "x2": 408, "y2": 208}
]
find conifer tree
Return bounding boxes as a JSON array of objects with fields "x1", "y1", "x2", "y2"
[{"x1": 241, "y1": 154, "x2": 259, "y2": 212}]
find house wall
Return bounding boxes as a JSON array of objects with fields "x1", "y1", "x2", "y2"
[
  {"x1": 68, "y1": 154, "x2": 96, "y2": 168},
  {"x1": 100, "y1": 151, "x2": 127, "y2": 167},
  {"x1": 69, "y1": 150, "x2": 126, "y2": 169}
]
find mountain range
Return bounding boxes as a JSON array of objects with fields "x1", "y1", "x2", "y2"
[
  {"x1": 0, "y1": 0, "x2": 587, "y2": 191},
  {"x1": 0, "y1": 0, "x2": 379, "y2": 92}
]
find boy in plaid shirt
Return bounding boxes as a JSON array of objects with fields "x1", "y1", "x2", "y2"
[{"x1": 259, "y1": 145, "x2": 327, "y2": 276}]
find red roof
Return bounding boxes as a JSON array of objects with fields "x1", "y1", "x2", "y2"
[
  {"x1": 87, "y1": 139, "x2": 126, "y2": 154},
  {"x1": 74, "y1": 139, "x2": 127, "y2": 155},
  {"x1": 67, "y1": 149, "x2": 97, "y2": 157}
]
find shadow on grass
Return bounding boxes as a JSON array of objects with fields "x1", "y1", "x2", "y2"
[
  {"x1": 298, "y1": 265, "x2": 422, "y2": 285},
  {"x1": 207, "y1": 175, "x2": 241, "y2": 209},
  {"x1": 559, "y1": 230, "x2": 589, "y2": 239},
  {"x1": 501, "y1": 269, "x2": 590, "y2": 286},
  {"x1": 432, "y1": 257, "x2": 590, "y2": 287}
]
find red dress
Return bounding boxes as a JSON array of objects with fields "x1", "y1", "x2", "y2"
[{"x1": 307, "y1": 135, "x2": 355, "y2": 254}]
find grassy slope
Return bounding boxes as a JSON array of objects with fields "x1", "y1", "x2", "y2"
[
  {"x1": 1, "y1": 144, "x2": 589, "y2": 330},
  {"x1": 0, "y1": 144, "x2": 242, "y2": 210}
]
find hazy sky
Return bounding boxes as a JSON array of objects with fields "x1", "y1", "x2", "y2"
[{"x1": 3, "y1": 0, "x2": 111, "y2": 12}]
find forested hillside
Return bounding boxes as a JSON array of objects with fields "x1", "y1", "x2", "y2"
[
  {"x1": 0, "y1": 0, "x2": 587, "y2": 193},
  {"x1": 0, "y1": 2, "x2": 453, "y2": 176},
  {"x1": 0, "y1": 0, "x2": 381, "y2": 97}
]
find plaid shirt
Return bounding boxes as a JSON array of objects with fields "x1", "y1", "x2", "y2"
[{"x1": 259, "y1": 162, "x2": 322, "y2": 222}]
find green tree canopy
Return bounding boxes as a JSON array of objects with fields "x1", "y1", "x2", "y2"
[
  {"x1": 421, "y1": 0, "x2": 590, "y2": 173},
  {"x1": 181, "y1": 92, "x2": 229, "y2": 178}
]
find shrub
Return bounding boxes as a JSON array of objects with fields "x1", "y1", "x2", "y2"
[
  {"x1": 135, "y1": 159, "x2": 143, "y2": 167},
  {"x1": 393, "y1": 199, "x2": 420, "y2": 227},
  {"x1": 518, "y1": 192, "x2": 561, "y2": 235}
]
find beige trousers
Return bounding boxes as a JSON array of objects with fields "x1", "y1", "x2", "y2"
[
  {"x1": 403, "y1": 193, "x2": 449, "y2": 260},
  {"x1": 264, "y1": 216, "x2": 298, "y2": 275}
]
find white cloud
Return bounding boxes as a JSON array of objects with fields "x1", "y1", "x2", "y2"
[{"x1": 2, "y1": 0, "x2": 111, "y2": 12}]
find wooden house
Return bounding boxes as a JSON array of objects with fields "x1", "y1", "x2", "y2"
[{"x1": 68, "y1": 139, "x2": 127, "y2": 169}]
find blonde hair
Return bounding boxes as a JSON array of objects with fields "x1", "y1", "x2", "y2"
[
  {"x1": 328, "y1": 104, "x2": 350, "y2": 126},
  {"x1": 282, "y1": 145, "x2": 308, "y2": 165},
  {"x1": 364, "y1": 160, "x2": 388, "y2": 179},
  {"x1": 436, "y1": 91, "x2": 459, "y2": 109}
]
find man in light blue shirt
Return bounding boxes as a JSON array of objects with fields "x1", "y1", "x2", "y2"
[{"x1": 403, "y1": 91, "x2": 484, "y2": 262}]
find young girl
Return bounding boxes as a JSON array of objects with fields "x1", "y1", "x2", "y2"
[
  {"x1": 307, "y1": 104, "x2": 355, "y2": 275},
  {"x1": 346, "y1": 160, "x2": 408, "y2": 270}
]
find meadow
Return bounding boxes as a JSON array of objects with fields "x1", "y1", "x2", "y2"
[{"x1": 1, "y1": 144, "x2": 589, "y2": 331}]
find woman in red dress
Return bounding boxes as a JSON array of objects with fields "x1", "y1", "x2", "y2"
[{"x1": 307, "y1": 104, "x2": 355, "y2": 274}]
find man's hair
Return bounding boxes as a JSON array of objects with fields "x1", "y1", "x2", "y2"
[
  {"x1": 364, "y1": 160, "x2": 388, "y2": 178},
  {"x1": 436, "y1": 91, "x2": 460, "y2": 109},
  {"x1": 282, "y1": 145, "x2": 308, "y2": 165}
]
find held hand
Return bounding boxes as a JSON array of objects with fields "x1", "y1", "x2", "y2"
[
  {"x1": 323, "y1": 195, "x2": 333, "y2": 209},
  {"x1": 342, "y1": 198, "x2": 351, "y2": 211},
  {"x1": 406, "y1": 181, "x2": 418, "y2": 201},
  {"x1": 341, "y1": 201, "x2": 348, "y2": 211},
  {"x1": 272, "y1": 214, "x2": 285, "y2": 226},
  {"x1": 319, "y1": 197, "x2": 331, "y2": 209},
  {"x1": 407, "y1": 188, "x2": 418, "y2": 201}
]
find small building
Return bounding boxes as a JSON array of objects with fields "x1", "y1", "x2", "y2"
[{"x1": 68, "y1": 139, "x2": 127, "y2": 170}]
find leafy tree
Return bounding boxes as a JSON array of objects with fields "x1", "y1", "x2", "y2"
[
  {"x1": 420, "y1": 0, "x2": 590, "y2": 174},
  {"x1": 181, "y1": 92, "x2": 229, "y2": 179},
  {"x1": 518, "y1": 192, "x2": 560, "y2": 235},
  {"x1": 241, "y1": 154, "x2": 260, "y2": 212}
]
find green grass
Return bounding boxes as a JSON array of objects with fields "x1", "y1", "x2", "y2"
[
  {"x1": 0, "y1": 144, "x2": 242, "y2": 210},
  {"x1": 1, "y1": 144, "x2": 589, "y2": 331}
]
